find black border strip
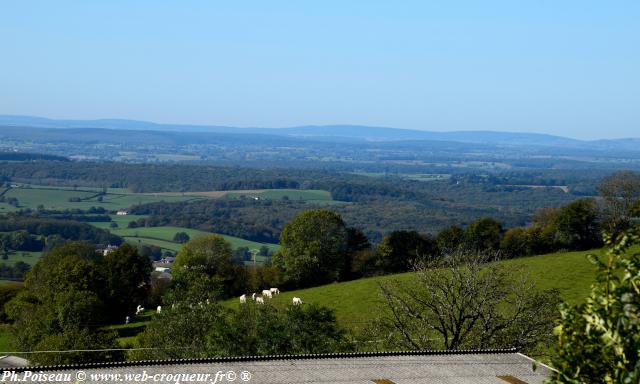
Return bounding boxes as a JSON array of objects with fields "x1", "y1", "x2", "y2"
[{"x1": 5, "y1": 348, "x2": 518, "y2": 372}]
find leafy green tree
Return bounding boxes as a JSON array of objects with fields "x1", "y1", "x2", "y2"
[
  {"x1": 102, "y1": 244, "x2": 152, "y2": 320},
  {"x1": 555, "y1": 198, "x2": 601, "y2": 250},
  {"x1": 0, "y1": 283, "x2": 22, "y2": 323},
  {"x1": 173, "y1": 235, "x2": 241, "y2": 296},
  {"x1": 465, "y1": 217, "x2": 503, "y2": 252},
  {"x1": 436, "y1": 225, "x2": 465, "y2": 252},
  {"x1": 342, "y1": 227, "x2": 371, "y2": 279},
  {"x1": 28, "y1": 328, "x2": 122, "y2": 365},
  {"x1": 500, "y1": 227, "x2": 530, "y2": 258},
  {"x1": 258, "y1": 245, "x2": 271, "y2": 257},
  {"x1": 5, "y1": 242, "x2": 131, "y2": 364},
  {"x1": 548, "y1": 224, "x2": 640, "y2": 383},
  {"x1": 375, "y1": 230, "x2": 437, "y2": 273},
  {"x1": 273, "y1": 209, "x2": 349, "y2": 287},
  {"x1": 174, "y1": 235, "x2": 233, "y2": 275},
  {"x1": 209, "y1": 303, "x2": 349, "y2": 356},
  {"x1": 131, "y1": 274, "x2": 226, "y2": 360},
  {"x1": 173, "y1": 231, "x2": 190, "y2": 243}
]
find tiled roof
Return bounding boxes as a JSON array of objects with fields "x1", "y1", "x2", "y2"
[{"x1": 8, "y1": 349, "x2": 554, "y2": 384}]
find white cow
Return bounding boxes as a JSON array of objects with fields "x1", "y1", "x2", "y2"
[
  {"x1": 256, "y1": 296, "x2": 265, "y2": 305},
  {"x1": 270, "y1": 287, "x2": 280, "y2": 295},
  {"x1": 262, "y1": 289, "x2": 273, "y2": 299},
  {"x1": 156, "y1": 305, "x2": 162, "y2": 314},
  {"x1": 125, "y1": 316, "x2": 130, "y2": 324},
  {"x1": 135, "y1": 306, "x2": 145, "y2": 315},
  {"x1": 292, "y1": 297, "x2": 302, "y2": 306},
  {"x1": 240, "y1": 294, "x2": 247, "y2": 304}
]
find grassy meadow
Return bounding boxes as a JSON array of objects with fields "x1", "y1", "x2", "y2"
[
  {"x1": 0, "y1": 184, "x2": 203, "y2": 211},
  {"x1": 224, "y1": 247, "x2": 610, "y2": 332},
  {"x1": 90, "y1": 216, "x2": 279, "y2": 255},
  {"x1": 111, "y1": 247, "x2": 608, "y2": 346},
  {"x1": 0, "y1": 251, "x2": 42, "y2": 267}
]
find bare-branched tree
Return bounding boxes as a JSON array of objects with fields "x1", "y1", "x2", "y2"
[
  {"x1": 371, "y1": 251, "x2": 560, "y2": 353},
  {"x1": 598, "y1": 171, "x2": 640, "y2": 238}
]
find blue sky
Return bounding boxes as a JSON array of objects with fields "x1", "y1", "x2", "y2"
[{"x1": 1, "y1": 1, "x2": 638, "y2": 139}]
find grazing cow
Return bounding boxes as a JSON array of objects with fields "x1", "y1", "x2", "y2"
[
  {"x1": 270, "y1": 288, "x2": 280, "y2": 295},
  {"x1": 157, "y1": 306, "x2": 162, "y2": 314},
  {"x1": 292, "y1": 297, "x2": 302, "y2": 305},
  {"x1": 136, "y1": 306, "x2": 145, "y2": 315},
  {"x1": 262, "y1": 289, "x2": 273, "y2": 299},
  {"x1": 240, "y1": 294, "x2": 247, "y2": 304},
  {"x1": 256, "y1": 296, "x2": 265, "y2": 304}
]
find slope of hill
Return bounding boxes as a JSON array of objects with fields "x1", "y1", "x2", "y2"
[{"x1": 227, "y1": 248, "x2": 608, "y2": 331}]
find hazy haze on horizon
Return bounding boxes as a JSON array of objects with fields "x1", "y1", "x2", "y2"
[{"x1": 1, "y1": 1, "x2": 638, "y2": 140}]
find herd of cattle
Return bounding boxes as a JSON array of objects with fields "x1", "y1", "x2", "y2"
[
  {"x1": 126, "y1": 288, "x2": 303, "y2": 323},
  {"x1": 239, "y1": 288, "x2": 303, "y2": 306}
]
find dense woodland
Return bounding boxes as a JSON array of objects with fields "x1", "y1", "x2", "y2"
[{"x1": 0, "y1": 160, "x2": 593, "y2": 241}]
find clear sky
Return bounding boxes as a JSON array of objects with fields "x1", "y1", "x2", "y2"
[{"x1": 1, "y1": 1, "x2": 638, "y2": 139}]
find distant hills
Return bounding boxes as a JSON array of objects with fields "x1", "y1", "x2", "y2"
[{"x1": 0, "y1": 114, "x2": 638, "y2": 151}]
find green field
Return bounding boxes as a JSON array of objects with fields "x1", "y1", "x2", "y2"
[
  {"x1": 0, "y1": 251, "x2": 42, "y2": 267},
  {"x1": 0, "y1": 247, "x2": 619, "y2": 352},
  {"x1": 91, "y1": 218, "x2": 280, "y2": 255},
  {"x1": 0, "y1": 184, "x2": 337, "y2": 212},
  {"x1": 224, "y1": 189, "x2": 332, "y2": 201},
  {"x1": 104, "y1": 311, "x2": 154, "y2": 347},
  {"x1": 0, "y1": 185, "x2": 203, "y2": 211},
  {"x1": 225, "y1": 248, "x2": 611, "y2": 332}
]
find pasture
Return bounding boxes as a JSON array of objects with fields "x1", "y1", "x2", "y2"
[
  {"x1": 107, "y1": 247, "x2": 608, "y2": 347},
  {"x1": 147, "y1": 188, "x2": 334, "y2": 202},
  {"x1": 90, "y1": 218, "x2": 280, "y2": 255},
  {"x1": 225, "y1": 247, "x2": 610, "y2": 332},
  {"x1": 1, "y1": 184, "x2": 203, "y2": 211},
  {"x1": 0, "y1": 251, "x2": 42, "y2": 267}
]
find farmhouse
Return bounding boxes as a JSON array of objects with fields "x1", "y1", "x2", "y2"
[
  {"x1": 13, "y1": 349, "x2": 553, "y2": 383},
  {"x1": 101, "y1": 244, "x2": 118, "y2": 256}
]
